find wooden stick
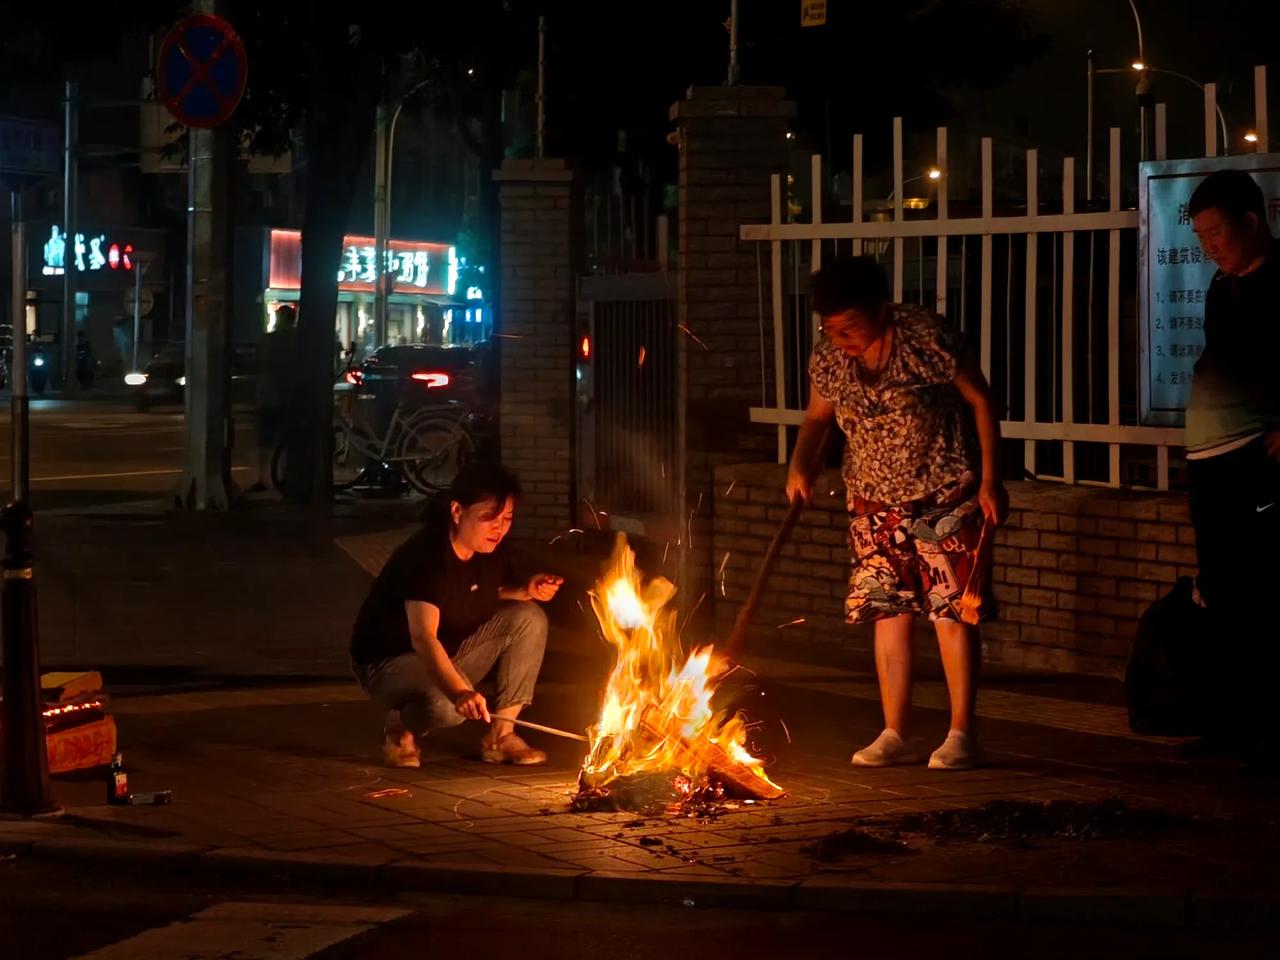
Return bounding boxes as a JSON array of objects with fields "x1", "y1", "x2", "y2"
[
  {"x1": 722, "y1": 495, "x2": 805, "y2": 659},
  {"x1": 503, "y1": 717, "x2": 588, "y2": 743},
  {"x1": 638, "y1": 706, "x2": 784, "y2": 800}
]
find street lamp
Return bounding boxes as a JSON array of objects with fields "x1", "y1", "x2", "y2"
[
  {"x1": 373, "y1": 77, "x2": 430, "y2": 347},
  {"x1": 1135, "y1": 62, "x2": 1230, "y2": 155},
  {"x1": 1094, "y1": 62, "x2": 1229, "y2": 161},
  {"x1": 887, "y1": 167, "x2": 942, "y2": 202}
]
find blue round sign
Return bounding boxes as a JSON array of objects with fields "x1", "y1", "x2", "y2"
[{"x1": 156, "y1": 14, "x2": 248, "y2": 129}]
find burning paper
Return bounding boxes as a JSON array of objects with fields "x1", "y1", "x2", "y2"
[{"x1": 576, "y1": 537, "x2": 783, "y2": 810}]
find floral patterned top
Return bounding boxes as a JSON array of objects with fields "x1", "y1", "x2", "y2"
[{"x1": 808, "y1": 303, "x2": 980, "y2": 507}]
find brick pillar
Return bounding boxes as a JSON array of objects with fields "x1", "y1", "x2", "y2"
[
  {"x1": 494, "y1": 158, "x2": 578, "y2": 540},
  {"x1": 671, "y1": 86, "x2": 795, "y2": 619}
]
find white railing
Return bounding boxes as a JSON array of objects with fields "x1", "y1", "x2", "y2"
[{"x1": 740, "y1": 67, "x2": 1271, "y2": 492}]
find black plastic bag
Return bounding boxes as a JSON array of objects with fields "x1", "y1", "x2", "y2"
[{"x1": 1125, "y1": 576, "x2": 1213, "y2": 735}]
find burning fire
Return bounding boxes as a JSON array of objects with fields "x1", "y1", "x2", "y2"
[{"x1": 578, "y1": 538, "x2": 783, "y2": 802}]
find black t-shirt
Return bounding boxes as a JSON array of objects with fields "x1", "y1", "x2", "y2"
[{"x1": 350, "y1": 524, "x2": 514, "y2": 665}]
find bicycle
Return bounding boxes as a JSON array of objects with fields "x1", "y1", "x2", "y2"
[{"x1": 272, "y1": 396, "x2": 476, "y2": 497}]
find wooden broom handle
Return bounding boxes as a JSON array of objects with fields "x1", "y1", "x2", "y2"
[{"x1": 722, "y1": 494, "x2": 805, "y2": 660}]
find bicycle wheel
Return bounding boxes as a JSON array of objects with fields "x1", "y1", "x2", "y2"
[
  {"x1": 270, "y1": 441, "x2": 288, "y2": 493},
  {"x1": 333, "y1": 420, "x2": 371, "y2": 490},
  {"x1": 396, "y1": 415, "x2": 475, "y2": 495}
]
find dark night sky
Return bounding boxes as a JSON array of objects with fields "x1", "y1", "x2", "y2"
[{"x1": 932, "y1": 0, "x2": 1279, "y2": 163}]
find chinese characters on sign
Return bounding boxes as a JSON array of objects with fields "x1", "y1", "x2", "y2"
[
  {"x1": 801, "y1": 0, "x2": 827, "y2": 27},
  {"x1": 336, "y1": 245, "x2": 438, "y2": 288},
  {"x1": 40, "y1": 225, "x2": 135, "y2": 276},
  {"x1": 1140, "y1": 160, "x2": 1280, "y2": 425},
  {"x1": 267, "y1": 229, "x2": 459, "y2": 297}
]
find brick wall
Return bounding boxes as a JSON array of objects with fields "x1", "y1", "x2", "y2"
[
  {"x1": 711, "y1": 462, "x2": 1196, "y2": 678},
  {"x1": 671, "y1": 86, "x2": 795, "y2": 617},
  {"x1": 494, "y1": 159, "x2": 578, "y2": 540}
]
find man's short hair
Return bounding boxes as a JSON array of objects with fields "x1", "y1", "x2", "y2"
[
  {"x1": 810, "y1": 256, "x2": 890, "y2": 317},
  {"x1": 1188, "y1": 170, "x2": 1266, "y2": 224}
]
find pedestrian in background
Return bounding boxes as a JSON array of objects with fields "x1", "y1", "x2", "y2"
[
  {"x1": 249, "y1": 303, "x2": 296, "y2": 493},
  {"x1": 1185, "y1": 169, "x2": 1280, "y2": 768}
]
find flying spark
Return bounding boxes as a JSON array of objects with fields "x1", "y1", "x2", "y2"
[
  {"x1": 776, "y1": 618, "x2": 807, "y2": 629},
  {"x1": 678, "y1": 324, "x2": 710, "y2": 351}
]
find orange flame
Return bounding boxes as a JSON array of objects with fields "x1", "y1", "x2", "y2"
[{"x1": 579, "y1": 537, "x2": 782, "y2": 797}]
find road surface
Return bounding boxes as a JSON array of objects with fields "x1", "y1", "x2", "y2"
[
  {"x1": 1, "y1": 859, "x2": 1271, "y2": 960},
  {"x1": 0, "y1": 400, "x2": 258, "y2": 511}
]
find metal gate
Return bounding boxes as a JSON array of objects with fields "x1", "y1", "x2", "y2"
[{"x1": 576, "y1": 271, "x2": 678, "y2": 535}]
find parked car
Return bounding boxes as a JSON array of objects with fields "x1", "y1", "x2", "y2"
[
  {"x1": 334, "y1": 341, "x2": 498, "y2": 465},
  {"x1": 127, "y1": 345, "x2": 257, "y2": 409},
  {"x1": 343, "y1": 342, "x2": 494, "y2": 415}
]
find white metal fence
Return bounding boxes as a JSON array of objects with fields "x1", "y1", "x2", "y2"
[{"x1": 740, "y1": 66, "x2": 1271, "y2": 491}]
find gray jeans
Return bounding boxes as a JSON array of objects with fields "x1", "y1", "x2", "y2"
[{"x1": 352, "y1": 601, "x2": 548, "y2": 736}]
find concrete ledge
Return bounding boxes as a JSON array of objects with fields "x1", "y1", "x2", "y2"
[
  {"x1": 32, "y1": 837, "x2": 206, "y2": 868},
  {"x1": 796, "y1": 879, "x2": 1019, "y2": 918},
  {"x1": 577, "y1": 871, "x2": 796, "y2": 909},
  {"x1": 1018, "y1": 887, "x2": 1189, "y2": 927},
  {"x1": 11, "y1": 834, "x2": 1280, "y2": 928},
  {"x1": 383, "y1": 861, "x2": 583, "y2": 901},
  {"x1": 1191, "y1": 889, "x2": 1280, "y2": 930},
  {"x1": 0, "y1": 834, "x2": 37, "y2": 856},
  {"x1": 198, "y1": 848, "x2": 384, "y2": 885}
]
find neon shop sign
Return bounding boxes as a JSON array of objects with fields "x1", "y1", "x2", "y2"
[{"x1": 41, "y1": 225, "x2": 135, "y2": 275}]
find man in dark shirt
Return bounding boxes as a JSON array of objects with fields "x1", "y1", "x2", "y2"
[
  {"x1": 1186, "y1": 169, "x2": 1280, "y2": 764},
  {"x1": 351, "y1": 464, "x2": 562, "y2": 767}
]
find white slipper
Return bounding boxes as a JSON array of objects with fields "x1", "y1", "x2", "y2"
[
  {"x1": 851, "y1": 728, "x2": 920, "y2": 767},
  {"x1": 928, "y1": 730, "x2": 982, "y2": 770}
]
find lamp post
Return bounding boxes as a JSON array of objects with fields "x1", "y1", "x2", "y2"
[
  {"x1": 870, "y1": 168, "x2": 942, "y2": 266},
  {"x1": 1144, "y1": 65, "x2": 1229, "y2": 154},
  {"x1": 373, "y1": 77, "x2": 431, "y2": 349},
  {"x1": 1096, "y1": 63, "x2": 1229, "y2": 159},
  {"x1": 886, "y1": 167, "x2": 942, "y2": 202}
]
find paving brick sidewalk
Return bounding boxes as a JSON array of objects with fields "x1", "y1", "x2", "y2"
[
  {"x1": 12, "y1": 507, "x2": 1278, "y2": 923},
  {"x1": 4, "y1": 648, "x2": 1278, "y2": 923}
]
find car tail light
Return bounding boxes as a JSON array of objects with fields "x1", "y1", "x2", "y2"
[
  {"x1": 344, "y1": 369, "x2": 363, "y2": 385},
  {"x1": 410, "y1": 371, "x2": 450, "y2": 388}
]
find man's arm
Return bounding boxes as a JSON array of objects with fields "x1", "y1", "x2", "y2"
[
  {"x1": 786, "y1": 389, "x2": 836, "y2": 504},
  {"x1": 952, "y1": 354, "x2": 1009, "y2": 525},
  {"x1": 404, "y1": 600, "x2": 489, "y2": 721}
]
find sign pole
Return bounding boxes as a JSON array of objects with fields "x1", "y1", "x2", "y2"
[
  {"x1": 132, "y1": 254, "x2": 142, "y2": 372},
  {"x1": 182, "y1": 123, "x2": 233, "y2": 509},
  {"x1": 156, "y1": 5, "x2": 247, "y2": 508},
  {"x1": 10, "y1": 188, "x2": 28, "y2": 503},
  {"x1": 373, "y1": 100, "x2": 389, "y2": 349},
  {"x1": 1, "y1": 186, "x2": 54, "y2": 818},
  {"x1": 60, "y1": 81, "x2": 78, "y2": 394}
]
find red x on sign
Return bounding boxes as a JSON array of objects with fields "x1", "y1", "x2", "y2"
[{"x1": 156, "y1": 14, "x2": 248, "y2": 129}]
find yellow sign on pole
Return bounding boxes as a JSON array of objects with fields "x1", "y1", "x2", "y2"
[{"x1": 801, "y1": 0, "x2": 827, "y2": 27}]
